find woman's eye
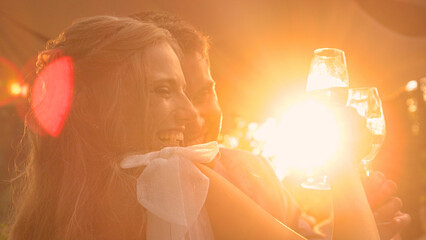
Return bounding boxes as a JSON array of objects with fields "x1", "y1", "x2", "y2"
[{"x1": 155, "y1": 87, "x2": 171, "y2": 96}]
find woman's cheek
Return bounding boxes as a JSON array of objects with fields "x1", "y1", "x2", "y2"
[{"x1": 151, "y1": 98, "x2": 174, "y2": 120}]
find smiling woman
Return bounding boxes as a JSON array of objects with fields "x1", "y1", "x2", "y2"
[
  {"x1": 143, "y1": 43, "x2": 197, "y2": 149},
  {"x1": 8, "y1": 16, "x2": 197, "y2": 240}
]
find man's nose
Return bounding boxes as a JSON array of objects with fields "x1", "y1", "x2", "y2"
[{"x1": 175, "y1": 94, "x2": 198, "y2": 124}]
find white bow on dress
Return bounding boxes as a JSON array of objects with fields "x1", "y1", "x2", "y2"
[{"x1": 120, "y1": 141, "x2": 219, "y2": 240}]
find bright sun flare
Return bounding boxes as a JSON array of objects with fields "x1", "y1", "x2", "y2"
[{"x1": 259, "y1": 100, "x2": 341, "y2": 179}]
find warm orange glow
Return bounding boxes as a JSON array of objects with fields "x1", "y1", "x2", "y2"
[
  {"x1": 0, "y1": 57, "x2": 23, "y2": 106},
  {"x1": 31, "y1": 57, "x2": 74, "y2": 137},
  {"x1": 253, "y1": 118, "x2": 276, "y2": 143},
  {"x1": 256, "y1": 100, "x2": 341, "y2": 179},
  {"x1": 9, "y1": 82, "x2": 22, "y2": 95},
  {"x1": 405, "y1": 80, "x2": 418, "y2": 92}
]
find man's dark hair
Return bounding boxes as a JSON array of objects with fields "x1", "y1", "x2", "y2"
[{"x1": 131, "y1": 11, "x2": 210, "y2": 57}]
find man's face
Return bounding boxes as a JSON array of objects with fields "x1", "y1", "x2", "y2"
[{"x1": 182, "y1": 52, "x2": 223, "y2": 146}]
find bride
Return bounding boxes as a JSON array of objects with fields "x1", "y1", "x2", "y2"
[{"x1": 9, "y1": 15, "x2": 379, "y2": 240}]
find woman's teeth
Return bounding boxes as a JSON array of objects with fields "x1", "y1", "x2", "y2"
[{"x1": 158, "y1": 131, "x2": 184, "y2": 147}]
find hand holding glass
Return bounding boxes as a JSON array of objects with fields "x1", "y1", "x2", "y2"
[{"x1": 302, "y1": 48, "x2": 385, "y2": 189}]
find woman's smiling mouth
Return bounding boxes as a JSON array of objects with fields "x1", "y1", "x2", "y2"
[{"x1": 158, "y1": 130, "x2": 184, "y2": 147}]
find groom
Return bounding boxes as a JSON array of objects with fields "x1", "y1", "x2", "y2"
[{"x1": 132, "y1": 11, "x2": 410, "y2": 239}]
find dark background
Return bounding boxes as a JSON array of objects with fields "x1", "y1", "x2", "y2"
[{"x1": 0, "y1": 0, "x2": 425, "y2": 238}]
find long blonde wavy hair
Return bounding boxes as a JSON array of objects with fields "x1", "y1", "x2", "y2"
[{"x1": 9, "y1": 15, "x2": 180, "y2": 240}]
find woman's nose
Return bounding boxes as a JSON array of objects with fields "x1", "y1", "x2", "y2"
[{"x1": 175, "y1": 94, "x2": 198, "y2": 125}]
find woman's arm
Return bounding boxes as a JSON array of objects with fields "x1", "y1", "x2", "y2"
[
  {"x1": 327, "y1": 108, "x2": 380, "y2": 240},
  {"x1": 196, "y1": 162, "x2": 306, "y2": 240},
  {"x1": 328, "y1": 161, "x2": 380, "y2": 240},
  {"x1": 197, "y1": 157, "x2": 380, "y2": 240}
]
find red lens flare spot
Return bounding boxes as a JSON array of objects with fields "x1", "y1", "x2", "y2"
[
  {"x1": 0, "y1": 57, "x2": 23, "y2": 106},
  {"x1": 20, "y1": 84, "x2": 29, "y2": 97},
  {"x1": 31, "y1": 57, "x2": 74, "y2": 137}
]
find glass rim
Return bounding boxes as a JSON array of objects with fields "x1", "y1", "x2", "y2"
[{"x1": 313, "y1": 48, "x2": 345, "y2": 59}]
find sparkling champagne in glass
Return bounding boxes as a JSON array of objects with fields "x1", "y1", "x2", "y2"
[
  {"x1": 306, "y1": 48, "x2": 349, "y2": 93},
  {"x1": 346, "y1": 87, "x2": 386, "y2": 176},
  {"x1": 302, "y1": 48, "x2": 349, "y2": 190}
]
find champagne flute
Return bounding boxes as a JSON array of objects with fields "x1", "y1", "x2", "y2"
[
  {"x1": 302, "y1": 48, "x2": 349, "y2": 190},
  {"x1": 306, "y1": 48, "x2": 349, "y2": 93},
  {"x1": 346, "y1": 87, "x2": 386, "y2": 176}
]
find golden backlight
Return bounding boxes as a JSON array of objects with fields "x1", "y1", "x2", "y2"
[
  {"x1": 257, "y1": 100, "x2": 341, "y2": 179},
  {"x1": 9, "y1": 82, "x2": 28, "y2": 97}
]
